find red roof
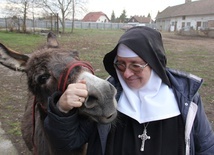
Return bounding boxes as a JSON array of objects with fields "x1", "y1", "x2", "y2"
[{"x1": 82, "y1": 12, "x2": 109, "y2": 22}]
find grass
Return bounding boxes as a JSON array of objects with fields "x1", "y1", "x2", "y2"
[
  {"x1": 8, "y1": 122, "x2": 21, "y2": 136},
  {"x1": 0, "y1": 29, "x2": 213, "y2": 90},
  {"x1": 0, "y1": 31, "x2": 46, "y2": 53}
]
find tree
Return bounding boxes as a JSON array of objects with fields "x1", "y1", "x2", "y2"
[
  {"x1": 111, "y1": 10, "x2": 116, "y2": 23},
  {"x1": 39, "y1": 0, "x2": 87, "y2": 33},
  {"x1": 6, "y1": 0, "x2": 35, "y2": 33},
  {"x1": 119, "y1": 9, "x2": 127, "y2": 23},
  {"x1": 71, "y1": 0, "x2": 75, "y2": 33}
]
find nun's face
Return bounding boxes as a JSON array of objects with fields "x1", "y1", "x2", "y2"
[{"x1": 115, "y1": 56, "x2": 151, "y2": 89}]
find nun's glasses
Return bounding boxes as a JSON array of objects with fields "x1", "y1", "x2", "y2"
[{"x1": 114, "y1": 61, "x2": 148, "y2": 73}]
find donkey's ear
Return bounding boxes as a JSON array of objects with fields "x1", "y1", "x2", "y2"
[
  {"x1": 47, "y1": 32, "x2": 59, "y2": 48},
  {"x1": 0, "y1": 43, "x2": 29, "y2": 72}
]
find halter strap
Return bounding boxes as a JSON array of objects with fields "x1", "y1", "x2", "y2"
[{"x1": 58, "y1": 61, "x2": 94, "y2": 92}]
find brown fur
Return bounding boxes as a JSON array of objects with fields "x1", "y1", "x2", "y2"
[{"x1": 0, "y1": 32, "x2": 117, "y2": 155}]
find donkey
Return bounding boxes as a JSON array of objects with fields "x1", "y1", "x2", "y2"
[{"x1": 0, "y1": 32, "x2": 117, "y2": 155}]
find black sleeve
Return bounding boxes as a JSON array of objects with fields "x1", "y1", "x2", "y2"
[
  {"x1": 44, "y1": 91, "x2": 95, "y2": 151},
  {"x1": 48, "y1": 91, "x2": 77, "y2": 117}
]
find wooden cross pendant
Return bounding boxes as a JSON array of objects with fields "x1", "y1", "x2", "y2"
[{"x1": 138, "y1": 128, "x2": 151, "y2": 151}]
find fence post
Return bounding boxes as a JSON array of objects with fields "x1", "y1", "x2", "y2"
[
  {"x1": 4, "y1": 17, "x2": 8, "y2": 32},
  {"x1": 56, "y1": 13, "x2": 59, "y2": 35}
]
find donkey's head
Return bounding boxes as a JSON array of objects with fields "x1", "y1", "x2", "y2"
[{"x1": 0, "y1": 32, "x2": 117, "y2": 124}]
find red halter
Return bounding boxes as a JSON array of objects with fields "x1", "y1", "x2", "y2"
[{"x1": 57, "y1": 61, "x2": 94, "y2": 92}]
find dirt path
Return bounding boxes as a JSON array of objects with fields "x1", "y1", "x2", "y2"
[
  {"x1": 0, "y1": 122, "x2": 18, "y2": 155},
  {"x1": 0, "y1": 65, "x2": 31, "y2": 155}
]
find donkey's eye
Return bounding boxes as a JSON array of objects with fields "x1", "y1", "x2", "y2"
[{"x1": 37, "y1": 74, "x2": 50, "y2": 84}]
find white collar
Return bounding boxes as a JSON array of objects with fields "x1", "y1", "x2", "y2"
[{"x1": 116, "y1": 70, "x2": 180, "y2": 123}]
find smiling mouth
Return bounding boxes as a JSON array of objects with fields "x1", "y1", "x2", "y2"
[{"x1": 126, "y1": 78, "x2": 138, "y2": 82}]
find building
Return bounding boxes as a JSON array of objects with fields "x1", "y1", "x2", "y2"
[
  {"x1": 128, "y1": 15, "x2": 152, "y2": 26},
  {"x1": 82, "y1": 12, "x2": 110, "y2": 23},
  {"x1": 155, "y1": 0, "x2": 214, "y2": 32}
]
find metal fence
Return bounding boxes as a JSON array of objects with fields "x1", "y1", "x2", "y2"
[
  {"x1": 0, "y1": 18, "x2": 156, "y2": 32},
  {"x1": 0, "y1": 18, "x2": 132, "y2": 31}
]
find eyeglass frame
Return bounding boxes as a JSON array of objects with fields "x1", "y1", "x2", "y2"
[{"x1": 114, "y1": 61, "x2": 149, "y2": 73}]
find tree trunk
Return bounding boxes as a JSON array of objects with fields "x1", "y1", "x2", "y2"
[
  {"x1": 22, "y1": 1, "x2": 27, "y2": 33},
  {"x1": 71, "y1": 0, "x2": 75, "y2": 33}
]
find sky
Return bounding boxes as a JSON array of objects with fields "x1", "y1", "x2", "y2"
[
  {"x1": 86, "y1": 0, "x2": 198, "y2": 20},
  {"x1": 0, "y1": 0, "x2": 198, "y2": 20}
]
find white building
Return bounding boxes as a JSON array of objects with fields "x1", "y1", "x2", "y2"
[{"x1": 155, "y1": 0, "x2": 214, "y2": 32}]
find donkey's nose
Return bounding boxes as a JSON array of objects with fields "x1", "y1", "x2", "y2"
[
  {"x1": 84, "y1": 95, "x2": 98, "y2": 108},
  {"x1": 98, "y1": 111, "x2": 117, "y2": 124}
]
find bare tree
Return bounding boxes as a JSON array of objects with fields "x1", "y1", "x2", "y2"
[
  {"x1": 71, "y1": 0, "x2": 75, "y2": 33},
  {"x1": 39, "y1": 0, "x2": 87, "y2": 33},
  {"x1": 5, "y1": 0, "x2": 87, "y2": 33},
  {"x1": 5, "y1": 0, "x2": 36, "y2": 33},
  {"x1": 30, "y1": 0, "x2": 38, "y2": 34},
  {"x1": 4, "y1": 0, "x2": 41, "y2": 32}
]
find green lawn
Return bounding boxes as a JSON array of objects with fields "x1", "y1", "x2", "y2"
[{"x1": 0, "y1": 31, "x2": 46, "y2": 53}]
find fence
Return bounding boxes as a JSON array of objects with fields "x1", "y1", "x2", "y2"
[
  {"x1": 0, "y1": 18, "x2": 133, "y2": 31},
  {"x1": 0, "y1": 17, "x2": 156, "y2": 32}
]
